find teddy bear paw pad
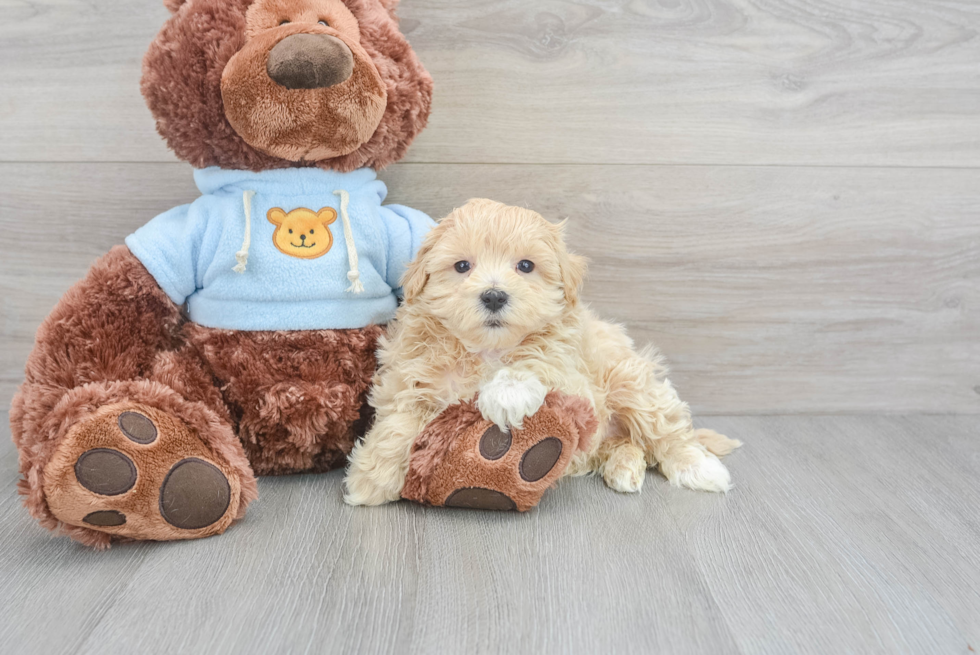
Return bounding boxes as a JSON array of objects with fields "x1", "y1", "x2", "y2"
[
  {"x1": 403, "y1": 394, "x2": 593, "y2": 512},
  {"x1": 442, "y1": 427, "x2": 564, "y2": 510},
  {"x1": 42, "y1": 403, "x2": 241, "y2": 541},
  {"x1": 159, "y1": 458, "x2": 231, "y2": 530},
  {"x1": 444, "y1": 487, "x2": 517, "y2": 511}
]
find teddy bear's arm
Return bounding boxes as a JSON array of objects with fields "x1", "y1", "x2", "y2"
[{"x1": 124, "y1": 202, "x2": 211, "y2": 306}]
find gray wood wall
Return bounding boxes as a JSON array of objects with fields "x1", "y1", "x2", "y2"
[{"x1": 1, "y1": 0, "x2": 978, "y2": 414}]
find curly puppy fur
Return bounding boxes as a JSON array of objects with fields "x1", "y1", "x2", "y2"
[
  {"x1": 144, "y1": 0, "x2": 432, "y2": 172},
  {"x1": 345, "y1": 199, "x2": 742, "y2": 505}
]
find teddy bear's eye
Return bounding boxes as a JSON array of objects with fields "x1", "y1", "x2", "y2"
[
  {"x1": 318, "y1": 19, "x2": 329, "y2": 26},
  {"x1": 288, "y1": 229, "x2": 293, "y2": 234},
  {"x1": 454, "y1": 261, "x2": 471, "y2": 274},
  {"x1": 310, "y1": 229, "x2": 315, "y2": 234},
  {"x1": 279, "y1": 19, "x2": 290, "y2": 26}
]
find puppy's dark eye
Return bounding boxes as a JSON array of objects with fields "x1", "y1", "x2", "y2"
[
  {"x1": 454, "y1": 261, "x2": 471, "y2": 274},
  {"x1": 279, "y1": 19, "x2": 290, "y2": 25},
  {"x1": 318, "y1": 19, "x2": 329, "y2": 26},
  {"x1": 517, "y1": 260, "x2": 535, "y2": 273}
]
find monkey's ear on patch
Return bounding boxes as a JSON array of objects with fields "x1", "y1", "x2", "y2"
[
  {"x1": 163, "y1": 0, "x2": 187, "y2": 13},
  {"x1": 318, "y1": 208, "x2": 338, "y2": 225},
  {"x1": 267, "y1": 208, "x2": 287, "y2": 226}
]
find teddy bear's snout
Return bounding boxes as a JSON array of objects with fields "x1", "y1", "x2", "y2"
[{"x1": 267, "y1": 33, "x2": 354, "y2": 90}]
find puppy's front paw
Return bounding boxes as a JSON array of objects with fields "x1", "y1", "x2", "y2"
[
  {"x1": 343, "y1": 442, "x2": 403, "y2": 507},
  {"x1": 477, "y1": 369, "x2": 548, "y2": 431},
  {"x1": 602, "y1": 446, "x2": 647, "y2": 494},
  {"x1": 343, "y1": 472, "x2": 396, "y2": 506}
]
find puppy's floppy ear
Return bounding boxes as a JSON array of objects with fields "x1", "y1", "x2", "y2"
[
  {"x1": 560, "y1": 252, "x2": 588, "y2": 305},
  {"x1": 402, "y1": 214, "x2": 462, "y2": 303},
  {"x1": 401, "y1": 242, "x2": 432, "y2": 304},
  {"x1": 553, "y1": 220, "x2": 588, "y2": 305},
  {"x1": 402, "y1": 216, "x2": 454, "y2": 303}
]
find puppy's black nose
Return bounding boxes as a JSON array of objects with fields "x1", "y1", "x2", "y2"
[{"x1": 480, "y1": 289, "x2": 509, "y2": 313}]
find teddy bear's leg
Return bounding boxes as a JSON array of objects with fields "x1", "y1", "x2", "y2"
[
  {"x1": 186, "y1": 324, "x2": 384, "y2": 475},
  {"x1": 401, "y1": 392, "x2": 598, "y2": 512},
  {"x1": 10, "y1": 246, "x2": 256, "y2": 547}
]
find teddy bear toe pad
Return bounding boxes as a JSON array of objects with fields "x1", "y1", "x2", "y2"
[{"x1": 43, "y1": 403, "x2": 241, "y2": 541}]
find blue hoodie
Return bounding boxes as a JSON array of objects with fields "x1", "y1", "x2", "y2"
[{"x1": 125, "y1": 167, "x2": 434, "y2": 331}]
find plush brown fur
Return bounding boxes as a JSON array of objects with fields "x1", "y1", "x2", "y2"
[
  {"x1": 13, "y1": 0, "x2": 432, "y2": 546},
  {"x1": 43, "y1": 401, "x2": 246, "y2": 544},
  {"x1": 401, "y1": 392, "x2": 598, "y2": 512},
  {"x1": 222, "y1": 1, "x2": 388, "y2": 161},
  {"x1": 143, "y1": 0, "x2": 432, "y2": 172},
  {"x1": 11, "y1": 247, "x2": 380, "y2": 545},
  {"x1": 185, "y1": 323, "x2": 382, "y2": 475},
  {"x1": 9, "y1": 247, "x2": 252, "y2": 547}
]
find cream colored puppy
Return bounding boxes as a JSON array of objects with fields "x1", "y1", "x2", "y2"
[{"x1": 344, "y1": 199, "x2": 741, "y2": 506}]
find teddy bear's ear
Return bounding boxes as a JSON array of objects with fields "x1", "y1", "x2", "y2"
[
  {"x1": 318, "y1": 208, "x2": 338, "y2": 225},
  {"x1": 163, "y1": 0, "x2": 187, "y2": 13},
  {"x1": 267, "y1": 208, "x2": 287, "y2": 226}
]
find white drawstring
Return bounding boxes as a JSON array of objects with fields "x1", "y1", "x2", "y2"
[
  {"x1": 333, "y1": 189, "x2": 364, "y2": 294},
  {"x1": 233, "y1": 190, "x2": 256, "y2": 273}
]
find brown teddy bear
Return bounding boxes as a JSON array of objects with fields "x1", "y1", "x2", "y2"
[{"x1": 11, "y1": 0, "x2": 595, "y2": 548}]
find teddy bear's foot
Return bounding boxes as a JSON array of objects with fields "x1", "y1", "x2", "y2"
[
  {"x1": 42, "y1": 402, "x2": 246, "y2": 542},
  {"x1": 402, "y1": 392, "x2": 598, "y2": 512}
]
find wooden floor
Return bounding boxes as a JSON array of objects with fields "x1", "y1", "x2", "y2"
[
  {"x1": 2, "y1": 1, "x2": 979, "y2": 653},
  {"x1": 1, "y1": 412, "x2": 977, "y2": 654}
]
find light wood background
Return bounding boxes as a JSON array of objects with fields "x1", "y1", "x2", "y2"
[
  {"x1": 2, "y1": 3, "x2": 980, "y2": 653},
  {"x1": 1, "y1": 0, "x2": 978, "y2": 414}
]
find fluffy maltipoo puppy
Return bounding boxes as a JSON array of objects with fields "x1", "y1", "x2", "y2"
[{"x1": 344, "y1": 199, "x2": 740, "y2": 505}]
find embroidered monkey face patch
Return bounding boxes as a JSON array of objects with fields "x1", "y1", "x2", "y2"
[{"x1": 268, "y1": 207, "x2": 338, "y2": 259}]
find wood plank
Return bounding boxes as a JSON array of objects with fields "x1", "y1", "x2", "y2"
[
  {"x1": 0, "y1": 413, "x2": 154, "y2": 655},
  {"x1": 678, "y1": 415, "x2": 980, "y2": 653},
  {"x1": 2, "y1": 413, "x2": 978, "y2": 653},
  {"x1": 2, "y1": 0, "x2": 979, "y2": 166},
  {"x1": 66, "y1": 465, "x2": 740, "y2": 654},
  {"x1": 2, "y1": 162, "x2": 978, "y2": 414}
]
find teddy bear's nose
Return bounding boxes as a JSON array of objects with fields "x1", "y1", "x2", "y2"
[
  {"x1": 267, "y1": 33, "x2": 354, "y2": 90},
  {"x1": 299, "y1": 233, "x2": 307, "y2": 241}
]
